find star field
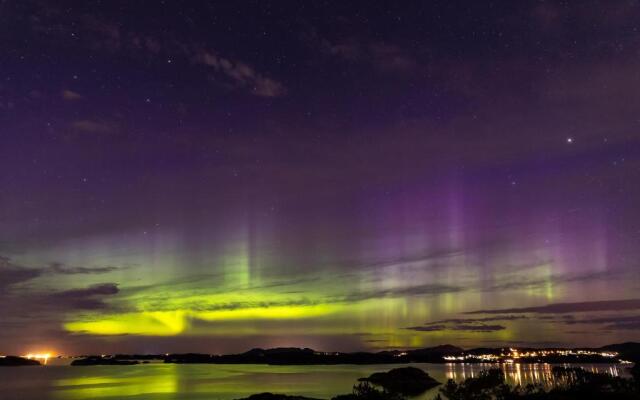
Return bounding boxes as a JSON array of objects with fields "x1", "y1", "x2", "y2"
[{"x1": 1, "y1": 1, "x2": 640, "y2": 355}]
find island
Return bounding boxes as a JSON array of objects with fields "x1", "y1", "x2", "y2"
[
  {"x1": 0, "y1": 356, "x2": 41, "y2": 366},
  {"x1": 164, "y1": 345, "x2": 464, "y2": 365},
  {"x1": 61, "y1": 342, "x2": 639, "y2": 367},
  {"x1": 163, "y1": 342, "x2": 639, "y2": 365},
  {"x1": 358, "y1": 367, "x2": 440, "y2": 395},
  {"x1": 71, "y1": 356, "x2": 139, "y2": 366},
  {"x1": 236, "y1": 394, "x2": 321, "y2": 400}
]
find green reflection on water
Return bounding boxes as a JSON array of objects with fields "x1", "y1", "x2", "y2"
[
  {"x1": 48, "y1": 363, "x2": 628, "y2": 400},
  {"x1": 54, "y1": 364, "x2": 180, "y2": 399},
  {"x1": 50, "y1": 364, "x2": 427, "y2": 400}
]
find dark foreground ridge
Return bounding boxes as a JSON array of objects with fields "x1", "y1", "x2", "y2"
[{"x1": 0, "y1": 356, "x2": 41, "y2": 366}]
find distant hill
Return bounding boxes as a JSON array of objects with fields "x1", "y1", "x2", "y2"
[
  {"x1": 0, "y1": 356, "x2": 40, "y2": 366},
  {"x1": 166, "y1": 344, "x2": 464, "y2": 365},
  {"x1": 406, "y1": 344, "x2": 464, "y2": 361},
  {"x1": 71, "y1": 343, "x2": 635, "y2": 366},
  {"x1": 236, "y1": 394, "x2": 321, "y2": 400},
  {"x1": 71, "y1": 356, "x2": 139, "y2": 366},
  {"x1": 600, "y1": 342, "x2": 640, "y2": 362}
]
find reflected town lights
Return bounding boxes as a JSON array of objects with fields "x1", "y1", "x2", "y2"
[
  {"x1": 444, "y1": 362, "x2": 625, "y2": 389},
  {"x1": 443, "y1": 348, "x2": 620, "y2": 364}
]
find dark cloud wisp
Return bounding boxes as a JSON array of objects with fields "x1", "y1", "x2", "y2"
[
  {"x1": 405, "y1": 323, "x2": 506, "y2": 333},
  {"x1": 466, "y1": 299, "x2": 640, "y2": 315}
]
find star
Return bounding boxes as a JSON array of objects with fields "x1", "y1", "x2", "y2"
[{"x1": 566, "y1": 137, "x2": 574, "y2": 144}]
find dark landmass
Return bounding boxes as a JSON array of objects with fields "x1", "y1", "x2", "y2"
[
  {"x1": 631, "y1": 362, "x2": 640, "y2": 380},
  {"x1": 358, "y1": 367, "x2": 440, "y2": 395},
  {"x1": 163, "y1": 342, "x2": 637, "y2": 365},
  {"x1": 600, "y1": 342, "x2": 640, "y2": 362},
  {"x1": 165, "y1": 345, "x2": 464, "y2": 365},
  {"x1": 113, "y1": 354, "x2": 166, "y2": 360},
  {"x1": 65, "y1": 342, "x2": 638, "y2": 366},
  {"x1": 71, "y1": 356, "x2": 139, "y2": 366},
  {"x1": 235, "y1": 394, "x2": 321, "y2": 400},
  {"x1": 0, "y1": 356, "x2": 41, "y2": 366}
]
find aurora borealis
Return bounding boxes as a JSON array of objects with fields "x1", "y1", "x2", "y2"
[{"x1": 1, "y1": 1, "x2": 640, "y2": 356}]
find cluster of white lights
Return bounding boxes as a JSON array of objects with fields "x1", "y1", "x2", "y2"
[{"x1": 444, "y1": 348, "x2": 620, "y2": 363}]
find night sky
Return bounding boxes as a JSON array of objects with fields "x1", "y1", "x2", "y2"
[{"x1": 1, "y1": 1, "x2": 640, "y2": 356}]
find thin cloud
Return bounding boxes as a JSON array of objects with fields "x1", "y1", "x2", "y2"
[
  {"x1": 49, "y1": 263, "x2": 120, "y2": 275},
  {"x1": 194, "y1": 50, "x2": 286, "y2": 97},
  {"x1": 466, "y1": 299, "x2": 640, "y2": 315},
  {"x1": 369, "y1": 42, "x2": 417, "y2": 72},
  {"x1": 487, "y1": 270, "x2": 623, "y2": 292},
  {"x1": 0, "y1": 256, "x2": 42, "y2": 290},
  {"x1": 559, "y1": 314, "x2": 640, "y2": 331},
  {"x1": 405, "y1": 315, "x2": 519, "y2": 333},
  {"x1": 189, "y1": 298, "x2": 319, "y2": 312},
  {"x1": 0, "y1": 282, "x2": 122, "y2": 326},
  {"x1": 61, "y1": 89, "x2": 83, "y2": 100},
  {"x1": 314, "y1": 31, "x2": 418, "y2": 74},
  {"x1": 426, "y1": 315, "x2": 527, "y2": 325},
  {"x1": 358, "y1": 248, "x2": 465, "y2": 271},
  {"x1": 30, "y1": 5, "x2": 286, "y2": 98},
  {"x1": 405, "y1": 324, "x2": 447, "y2": 332},
  {"x1": 405, "y1": 323, "x2": 506, "y2": 332},
  {"x1": 70, "y1": 119, "x2": 117, "y2": 134},
  {"x1": 340, "y1": 283, "x2": 463, "y2": 302},
  {"x1": 0, "y1": 256, "x2": 122, "y2": 292},
  {"x1": 51, "y1": 283, "x2": 120, "y2": 310},
  {"x1": 608, "y1": 320, "x2": 640, "y2": 330},
  {"x1": 454, "y1": 324, "x2": 506, "y2": 332}
]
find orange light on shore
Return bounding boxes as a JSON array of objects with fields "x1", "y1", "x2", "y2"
[{"x1": 23, "y1": 353, "x2": 53, "y2": 364}]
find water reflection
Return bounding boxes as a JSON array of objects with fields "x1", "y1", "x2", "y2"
[
  {"x1": 55, "y1": 364, "x2": 179, "y2": 399},
  {"x1": 444, "y1": 363, "x2": 626, "y2": 389},
  {"x1": 0, "y1": 362, "x2": 631, "y2": 400}
]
